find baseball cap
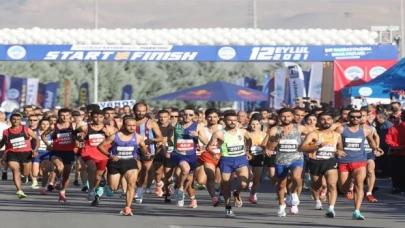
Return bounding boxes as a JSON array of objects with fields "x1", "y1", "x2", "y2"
[
  {"x1": 0, "y1": 107, "x2": 5, "y2": 112},
  {"x1": 55, "y1": 106, "x2": 62, "y2": 110}
]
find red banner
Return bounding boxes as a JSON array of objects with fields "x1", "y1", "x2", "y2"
[{"x1": 333, "y1": 60, "x2": 397, "y2": 107}]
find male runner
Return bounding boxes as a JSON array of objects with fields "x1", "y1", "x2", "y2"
[
  {"x1": 0, "y1": 113, "x2": 40, "y2": 199},
  {"x1": 334, "y1": 110, "x2": 383, "y2": 220},
  {"x1": 266, "y1": 108, "x2": 308, "y2": 217},
  {"x1": 197, "y1": 108, "x2": 223, "y2": 206},
  {"x1": 0, "y1": 110, "x2": 10, "y2": 180},
  {"x1": 133, "y1": 102, "x2": 163, "y2": 203},
  {"x1": 299, "y1": 112, "x2": 343, "y2": 218},
  {"x1": 42, "y1": 108, "x2": 76, "y2": 202},
  {"x1": 171, "y1": 107, "x2": 208, "y2": 208},
  {"x1": 207, "y1": 111, "x2": 251, "y2": 218},
  {"x1": 97, "y1": 117, "x2": 148, "y2": 216}
]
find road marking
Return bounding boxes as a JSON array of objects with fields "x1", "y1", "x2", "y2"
[{"x1": 168, "y1": 226, "x2": 183, "y2": 228}]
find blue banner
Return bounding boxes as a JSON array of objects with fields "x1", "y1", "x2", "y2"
[
  {"x1": 6, "y1": 77, "x2": 26, "y2": 107},
  {"x1": 37, "y1": 83, "x2": 46, "y2": 107},
  {"x1": 43, "y1": 82, "x2": 58, "y2": 109},
  {"x1": 236, "y1": 77, "x2": 257, "y2": 111},
  {"x1": 121, "y1": 84, "x2": 133, "y2": 100},
  {"x1": 0, "y1": 45, "x2": 398, "y2": 62},
  {"x1": 78, "y1": 82, "x2": 89, "y2": 106},
  {"x1": 303, "y1": 71, "x2": 310, "y2": 93},
  {"x1": 0, "y1": 75, "x2": 6, "y2": 103}
]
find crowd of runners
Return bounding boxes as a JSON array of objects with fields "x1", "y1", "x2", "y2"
[{"x1": 0, "y1": 101, "x2": 404, "y2": 220}]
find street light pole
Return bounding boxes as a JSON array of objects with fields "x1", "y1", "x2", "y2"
[
  {"x1": 94, "y1": 0, "x2": 99, "y2": 103},
  {"x1": 344, "y1": 12, "x2": 353, "y2": 29},
  {"x1": 401, "y1": 0, "x2": 405, "y2": 58},
  {"x1": 252, "y1": 0, "x2": 257, "y2": 29}
]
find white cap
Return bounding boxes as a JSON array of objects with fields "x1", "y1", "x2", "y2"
[
  {"x1": 0, "y1": 107, "x2": 5, "y2": 112},
  {"x1": 43, "y1": 108, "x2": 50, "y2": 112},
  {"x1": 55, "y1": 106, "x2": 62, "y2": 109}
]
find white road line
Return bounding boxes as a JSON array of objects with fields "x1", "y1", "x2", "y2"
[{"x1": 168, "y1": 226, "x2": 183, "y2": 228}]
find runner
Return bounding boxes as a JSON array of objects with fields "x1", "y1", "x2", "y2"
[
  {"x1": 42, "y1": 108, "x2": 76, "y2": 202},
  {"x1": 207, "y1": 111, "x2": 251, "y2": 218},
  {"x1": 334, "y1": 109, "x2": 383, "y2": 220},
  {"x1": 75, "y1": 109, "x2": 115, "y2": 206},
  {"x1": 97, "y1": 117, "x2": 148, "y2": 215},
  {"x1": 171, "y1": 107, "x2": 208, "y2": 208},
  {"x1": 299, "y1": 112, "x2": 343, "y2": 218},
  {"x1": 0, "y1": 113, "x2": 40, "y2": 199},
  {"x1": 0, "y1": 109, "x2": 10, "y2": 180},
  {"x1": 133, "y1": 102, "x2": 163, "y2": 203},
  {"x1": 197, "y1": 108, "x2": 223, "y2": 206},
  {"x1": 265, "y1": 108, "x2": 308, "y2": 217},
  {"x1": 31, "y1": 118, "x2": 53, "y2": 194},
  {"x1": 247, "y1": 114, "x2": 266, "y2": 204}
]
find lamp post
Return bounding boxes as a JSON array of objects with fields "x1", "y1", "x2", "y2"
[
  {"x1": 344, "y1": 12, "x2": 353, "y2": 29},
  {"x1": 401, "y1": 0, "x2": 404, "y2": 58},
  {"x1": 94, "y1": 0, "x2": 99, "y2": 103},
  {"x1": 252, "y1": 0, "x2": 257, "y2": 29}
]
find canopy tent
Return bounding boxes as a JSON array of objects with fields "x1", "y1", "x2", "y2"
[
  {"x1": 152, "y1": 80, "x2": 268, "y2": 102},
  {"x1": 342, "y1": 58, "x2": 405, "y2": 103}
]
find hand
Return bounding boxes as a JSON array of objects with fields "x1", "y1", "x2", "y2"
[
  {"x1": 265, "y1": 149, "x2": 272, "y2": 157},
  {"x1": 109, "y1": 155, "x2": 119, "y2": 162},
  {"x1": 373, "y1": 148, "x2": 384, "y2": 157},
  {"x1": 335, "y1": 150, "x2": 346, "y2": 158},
  {"x1": 46, "y1": 145, "x2": 53, "y2": 151},
  {"x1": 189, "y1": 131, "x2": 198, "y2": 137},
  {"x1": 32, "y1": 151, "x2": 38, "y2": 158},
  {"x1": 246, "y1": 153, "x2": 252, "y2": 161},
  {"x1": 144, "y1": 139, "x2": 154, "y2": 145}
]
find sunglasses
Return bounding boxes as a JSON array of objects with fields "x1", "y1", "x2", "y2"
[
  {"x1": 170, "y1": 115, "x2": 178, "y2": 118},
  {"x1": 349, "y1": 116, "x2": 361, "y2": 119}
]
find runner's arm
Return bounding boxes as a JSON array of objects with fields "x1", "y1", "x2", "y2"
[
  {"x1": 365, "y1": 128, "x2": 378, "y2": 150},
  {"x1": 372, "y1": 128, "x2": 380, "y2": 148},
  {"x1": 266, "y1": 126, "x2": 279, "y2": 151},
  {"x1": 97, "y1": 134, "x2": 115, "y2": 157},
  {"x1": 151, "y1": 122, "x2": 163, "y2": 144},
  {"x1": 0, "y1": 131, "x2": 6, "y2": 149},
  {"x1": 242, "y1": 129, "x2": 252, "y2": 155},
  {"x1": 206, "y1": 130, "x2": 221, "y2": 156},
  {"x1": 138, "y1": 135, "x2": 148, "y2": 155},
  {"x1": 197, "y1": 124, "x2": 209, "y2": 145},
  {"x1": 298, "y1": 131, "x2": 319, "y2": 152},
  {"x1": 41, "y1": 127, "x2": 54, "y2": 147}
]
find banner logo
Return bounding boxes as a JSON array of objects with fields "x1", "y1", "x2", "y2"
[
  {"x1": 249, "y1": 47, "x2": 309, "y2": 61},
  {"x1": 237, "y1": 89, "x2": 265, "y2": 99},
  {"x1": 217, "y1": 47, "x2": 236, "y2": 60},
  {"x1": 7, "y1": 89, "x2": 20, "y2": 99},
  {"x1": 7, "y1": 45, "x2": 27, "y2": 60},
  {"x1": 358, "y1": 87, "x2": 373, "y2": 96},
  {"x1": 180, "y1": 90, "x2": 211, "y2": 98},
  {"x1": 369, "y1": 66, "x2": 386, "y2": 79},
  {"x1": 344, "y1": 66, "x2": 364, "y2": 80}
]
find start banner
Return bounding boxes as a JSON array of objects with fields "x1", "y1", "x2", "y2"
[
  {"x1": 0, "y1": 44, "x2": 398, "y2": 62},
  {"x1": 333, "y1": 60, "x2": 397, "y2": 107}
]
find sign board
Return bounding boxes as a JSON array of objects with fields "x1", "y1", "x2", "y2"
[
  {"x1": 96, "y1": 100, "x2": 136, "y2": 108},
  {"x1": 371, "y1": 26, "x2": 400, "y2": 31},
  {"x1": 0, "y1": 44, "x2": 398, "y2": 62}
]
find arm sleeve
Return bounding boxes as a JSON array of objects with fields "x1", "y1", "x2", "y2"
[{"x1": 385, "y1": 127, "x2": 399, "y2": 147}]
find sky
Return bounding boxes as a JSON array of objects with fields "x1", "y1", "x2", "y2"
[{"x1": 0, "y1": 0, "x2": 401, "y2": 30}]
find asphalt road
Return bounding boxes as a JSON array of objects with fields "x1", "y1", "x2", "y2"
[{"x1": 0, "y1": 173, "x2": 404, "y2": 228}]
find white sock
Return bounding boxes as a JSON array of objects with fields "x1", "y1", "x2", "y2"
[
  {"x1": 366, "y1": 192, "x2": 372, "y2": 196},
  {"x1": 316, "y1": 200, "x2": 321, "y2": 204},
  {"x1": 279, "y1": 204, "x2": 286, "y2": 209},
  {"x1": 329, "y1": 205, "x2": 334, "y2": 210}
]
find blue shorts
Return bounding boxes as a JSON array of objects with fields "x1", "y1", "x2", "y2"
[
  {"x1": 275, "y1": 160, "x2": 304, "y2": 179},
  {"x1": 367, "y1": 152, "x2": 375, "y2": 160},
  {"x1": 170, "y1": 152, "x2": 197, "y2": 174},
  {"x1": 219, "y1": 155, "x2": 249, "y2": 174},
  {"x1": 33, "y1": 151, "x2": 50, "y2": 163}
]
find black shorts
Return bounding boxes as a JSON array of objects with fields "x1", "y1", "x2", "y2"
[
  {"x1": 249, "y1": 154, "x2": 264, "y2": 167},
  {"x1": 307, "y1": 158, "x2": 337, "y2": 177},
  {"x1": 163, "y1": 155, "x2": 175, "y2": 168},
  {"x1": 0, "y1": 150, "x2": 5, "y2": 159},
  {"x1": 264, "y1": 155, "x2": 276, "y2": 168},
  {"x1": 6, "y1": 151, "x2": 33, "y2": 163},
  {"x1": 50, "y1": 151, "x2": 76, "y2": 165},
  {"x1": 153, "y1": 150, "x2": 165, "y2": 163},
  {"x1": 107, "y1": 159, "x2": 138, "y2": 175}
]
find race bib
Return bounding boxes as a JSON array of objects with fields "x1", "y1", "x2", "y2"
[
  {"x1": 116, "y1": 146, "x2": 135, "y2": 159},
  {"x1": 279, "y1": 139, "x2": 298, "y2": 152},
  {"x1": 208, "y1": 143, "x2": 221, "y2": 154},
  {"x1": 176, "y1": 139, "x2": 195, "y2": 152},
  {"x1": 89, "y1": 134, "x2": 105, "y2": 147},
  {"x1": 38, "y1": 140, "x2": 47, "y2": 151},
  {"x1": 10, "y1": 136, "x2": 27, "y2": 149},
  {"x1": 250, "y1": 144, "x2": 263, "y2": 155},
  {"x1": 57, "y1": 133, "x2": 72, "y2": 145},
  {"x1": 227, "y1": 142, "x2": 245, "y2": 156},
  {"x1": 316, "y1": 145, "x2": 335, "y2": 159},
  {"x1": 344, "y1": 138, "x2": 362, "y2": 151}
]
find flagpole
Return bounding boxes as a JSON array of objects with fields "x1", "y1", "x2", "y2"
[
  {"x1": 401, "y1": 0, "x2": 405, "y2": 58},
  {"x1": 94, "y1": 0, "x2": 99, "y2": 103}
]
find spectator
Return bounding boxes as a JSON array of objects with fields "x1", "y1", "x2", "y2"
[{"x1": 375, "y1": 112, "x2": 393, "y2": 178}]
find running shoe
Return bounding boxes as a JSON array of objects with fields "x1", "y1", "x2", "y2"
[
  {"x1": 155, "y1": 182, "x2": 164, "y2": 197},
  {"x1": 21, "y1": 175, "x2": 28, "y2": 184},
  {"x1": 319, "y1": 189, "x2": 327, "y2": 202},
  {"x1": 285, "y1": 194, "x2": 292, "y2": 207},
  {"x1": 218, "y1": 192, "x2": 225, "y2": 203},
  {"x1": 325, "y1": 208, "x2": 335, "y2": 218},
  {"x1": 212, "y1": 196, "x2": 220, "y2": 207},
  {"x1": 17, "y1": 190, "x2": 27, "y2": 199},
  {"x1": 346, "y1": 190, "x2": 354, "y2": 200},
  {"x1": 120, "y1": 207, "x2": 133, "y2": 216},
  {"x1": 40, "y1": 188, "x2": 47, "y2": 195},
  {"x1": 105, "y1": 186, "x2": 114, "y2": 197},
  {"x1": 96, "y1": 187, "x2": 104, "y2": 197},
  {"x1": 248, "y1": 182, "x2": 253, "y2": 191},
  {"x1": 47, "y1": 183, "x2": 55, "y2": 191},
  {"x1": 2, "y1": 172, "x2": 7, "y2": 180},
  {"x1": 87, "y1": 190, "x2": 96, "y2": 202},
  {"x1": 135, "y1": 188, "x2": 143, "y2": 204},
  {"x1": 145, "y1": 188, "x2": 151, "y2": 194},
  {"x1": 290, "y1": 205, "x2": 299, "y2": 214},
  {"x1": 225, "y1": 208, "x2": 235, "y2": 218},
  {"x1": 188, "y1": 199, "x2": 198, "y2": 208},
  {"x1": 233, "y1": 191, "x2": 243, "y2": 208},
  {"x1": 164, "y1": 194, "x2": 172, "y2": 203},
  {"x1": 58, "y1": 192, "x2": 66, "y2": 202},
  {"x1": 90, "y1": 195, "x2": 100, "y2": 206},
  {"x1": 73, "y1": 180, "x2": 80, "y2": 186},
  {"x1": 315, "y1": 201, "x2": 323, "y2": 210},
  {"x1": 249, "y1": 196, "x2": 257, "y2": 204},
  {"x1": 81, "y1": 186, "x2": 89, "y2": 193},
  {"x1": 352, "y1": 210, "x2": 365, "y2": 220},
  {"x1": 31, "y1": 182, "x2": 39, "y2": 189},
  {"x1": 121, "y1": 192, "x2": 127, "y2": 198},
  {"x1": 277, "y1": 206, "x2": 286, "y2": 217},
  {"x1": 176, "y1": 190, "x2": 184, "y2": 207},
  {"x1": 366, "y1": 194, "x2": 377, "y2": 203}
]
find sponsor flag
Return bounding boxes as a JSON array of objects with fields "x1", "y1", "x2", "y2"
[
  {"x1": 121, "y1": 84, "x2": 133, "y2": 100},
  {"x1": 0, "y1": 75, "x2": 6, "y2": 103},
  {"x1": 333, "y1": 60, "x2": 397, "y2": 107},
  {"x1": 308, "y1": 62, "x2": 324, "y2": 101},
  {"x1": 303, "y1": 71, "x2": 310, "y2": 93},
  {"x1": 64, "y1": 80, "x2": 71, "y2": 108},
  {"x1": 37, "y1": 83, "x2": 46, "y2": 107},
  {"x1": 4, "y1": 76, "x2": 25, "y2": 108},
  {"x1": 25, "y1": 78, "x2": 39, "y2": 105},
  {"x1": 286, "y1": 63, "x2": 306, "y2": 105},
  {"x1": 43, "y1": 82, "x2": 59, "y2": 109},
  {"x1": 235, "y1": 77, "x2": 256, "y2": 111},
  {"x1": 78, "y1": 82, "x2": 89, "y2": 106},
  {"x1": 274, "y1": 69, "x2": 286, "y2": 109}
]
